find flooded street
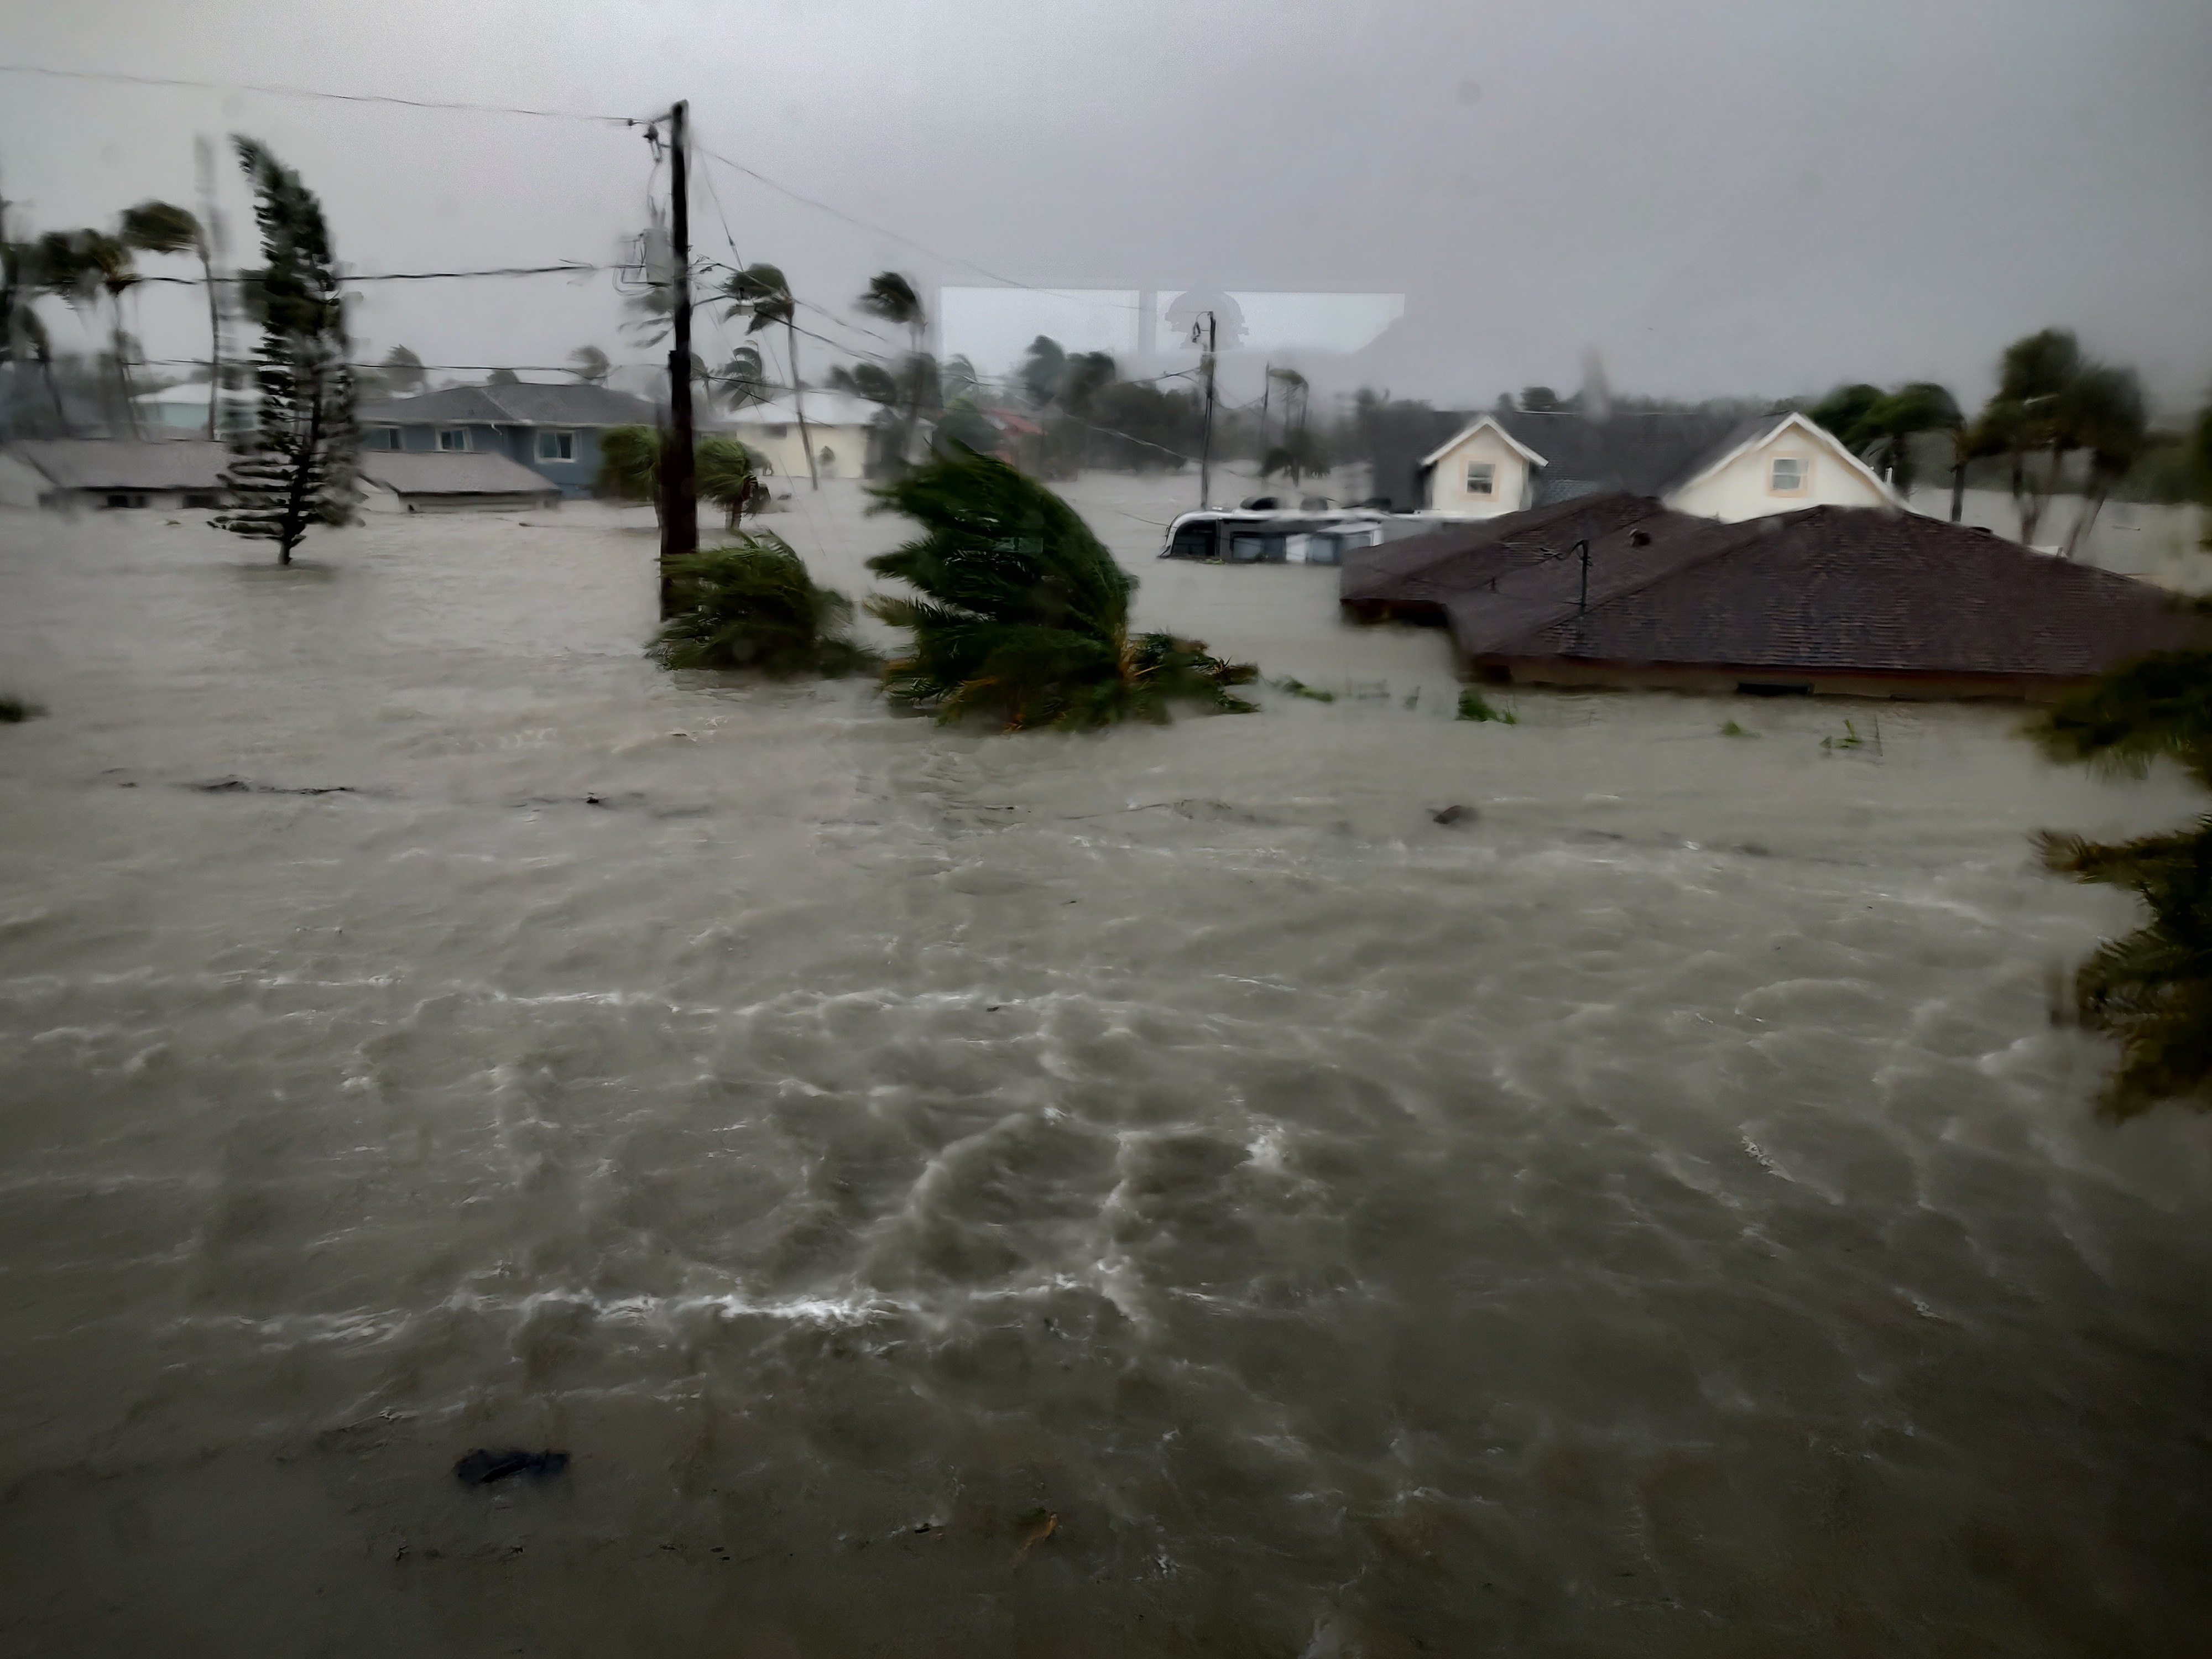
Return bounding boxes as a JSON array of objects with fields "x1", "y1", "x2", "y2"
[{"x1": 3, "y1": 487, "x2": 2210, "y2": 1655}]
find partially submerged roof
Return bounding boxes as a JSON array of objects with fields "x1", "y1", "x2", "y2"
[
  {"x1": 4, "y1": 438, "x2": 227, "y2": 491},
  {"x1": 722, "y1": 392, "x2": 883, "y2": 429},
  {"x1": 1417, "y1": 414, "x2": 1547, "y2": 471},
  {"x1": 1343, "y1": 499, "x2": 2205, "y2": 688},
  {"x1": 358, "y1": 451, "x2": 559, "y2": 497},
  {"x1": 355, "y1": 382, "x2": 656, "y2": 429},
  {"x1": 1661, "y1": 410, "x2": 1896, "y2": 504}
]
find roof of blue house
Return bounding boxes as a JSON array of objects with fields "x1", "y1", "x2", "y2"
[{"x1": 356, "y1": 383, "x2": 656, "y2": 428}]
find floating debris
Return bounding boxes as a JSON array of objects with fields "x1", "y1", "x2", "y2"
[{"x1": 453, "y1": 1448, "x2": 570, "y2": 1488}]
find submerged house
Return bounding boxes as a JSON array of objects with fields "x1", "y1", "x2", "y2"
[
  {"x1": 357, "y1": 451, "x2": 561, "y2": 513},
  {"x1": 1413, "y1": 409, "x2": 1894, "y2": 524},
  {"x1": 1343, "y1": 493, "x2": 2204, "y2": 701},
  {"x1": 721, "y1": 393, "x2": 880, "y2": 482},
  {"x1": 354, "y1": 382, "x2": 657, "y2": 498},
  {"x1": 0, "y1": 438, "x2": 229, "y2": 510},
  {"x1": 1661, "y1": 410, "x2": 1897, "y2": 521},
  {"x1": 1416, "y1": 416, "x2": 1550, "y2": 517}
]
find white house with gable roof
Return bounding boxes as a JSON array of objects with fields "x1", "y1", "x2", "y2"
[
  {"x1": 1662, "y1": 410, "x2": 1898, "y2": 523},
  {"x1": 1417, "y1": 416, "x2": 1548, "y2": 517}
]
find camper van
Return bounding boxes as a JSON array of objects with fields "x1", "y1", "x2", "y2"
[{"x1": 1159, "y1": 505, "x2": 1428, "y2": 566}]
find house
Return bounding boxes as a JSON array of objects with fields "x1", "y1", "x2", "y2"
[
  {"x1": 1342, "y1": 493, "x2": 2206, "y2": 701},
  {"x1": 354, "y1": 382, "x2": 658, "y2": 498},
  {"x1": 1660, "y1": 410, "x2": 1897, "y2": 521},
  {"x1": 1415, "y1": 416, "x2": 1548, "y2": 517},
  {"x1": 0, "y1": 438, "x2": 229, "y2": 510},
  {"x1": 129, "y1": 383, "x2": 228, "y2": 434},
  {"x1": 1414, "y1": 408, "x2": 1893, "y2": 523},
  {"x1": 358, "y1": 451, "x2": 561, "y2": 513},
  {"x1": 721, "y1": 393, "x2": 880, "y2": 482}
]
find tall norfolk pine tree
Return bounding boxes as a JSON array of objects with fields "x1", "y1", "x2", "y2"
[{"x1": 215, "y1": 138, "x2": 356, "y2": 564}]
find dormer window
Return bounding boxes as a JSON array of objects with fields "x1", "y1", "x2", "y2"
[
  {"x1": 1770, "y1": 456, "x2": 1806, "y2": 493},
  {"x1": 1466, "y1": 461, "x2": 1496, "y2": 497}
]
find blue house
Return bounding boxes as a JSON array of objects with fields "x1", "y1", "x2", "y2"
[{"x1": 355, "y1": 382, "x2": 659, "y2": 498}]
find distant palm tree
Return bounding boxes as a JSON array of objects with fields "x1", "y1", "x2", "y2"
[
  {"x1": 857, "y1": 270, "x2": 928, "y2": 467},
  {"x1": 1989, "y1": 328, "x2": 2085, "y2": 545},
  {"x1": 567, "y1": 344, "x2": 611, "y2": 385},
  {"x1": 721, "y1": 263, "x2": 812, "y2": 489},
  {"x1": 118, "y1": 200, "x2": 219, "y2": 436},
  {"x1": 1860, "y1": 382, "x2": 1960, "y2": 498},
  {"x1": 2058, "y1": 364, "x2": 2147, "y2": 558},
  {"x1": 0, "y1": 227, "x2": 70, "y2": 432},
  {"x1": 377, "y1": 345, "x2": 427, "y2": 397},
  {"x1": 865, "y1": 450, "x2": 1258, "y2": 729},
  {"x1": 713, "y1": 342, "x2": 771, "y2": 410},
  {"x1": 35, "y1": 228, "x2": 139, "y2": 435}
]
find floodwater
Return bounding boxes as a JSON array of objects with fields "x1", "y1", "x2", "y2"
[{"x1": 2, "y1": 479, "x2": 2210, "y2": 1657}]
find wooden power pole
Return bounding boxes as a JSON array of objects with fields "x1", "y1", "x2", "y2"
[
  {"x1": 1196, "y1": 310, "x2": 1218, "y2": 510},
  {"x1": 658, "y1": 99, "x2": 697, "y2": 618}
]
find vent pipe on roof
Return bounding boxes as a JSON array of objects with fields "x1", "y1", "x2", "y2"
[{"x1": 1574, "y1": 538, "x2": 1590, "y2": 613}]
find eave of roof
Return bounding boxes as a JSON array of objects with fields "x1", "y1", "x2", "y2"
[{"x1": 1417, "y1": 414, "x2": 1549, "y2": 471}]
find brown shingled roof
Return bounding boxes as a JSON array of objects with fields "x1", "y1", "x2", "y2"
[{"x1": 1342, "y1": 500, "x2": 2208, "y2": 694}]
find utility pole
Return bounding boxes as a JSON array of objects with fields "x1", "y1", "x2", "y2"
[
  {"x1": 658, "y1": 99, "x2": 697, "y2": 619},
  {"x1": 1196, "y1": 310, "x2": 1218, "y2": 510}
]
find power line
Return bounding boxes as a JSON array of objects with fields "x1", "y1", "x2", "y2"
[
  {"x1": 0, "y1": 61, "x2": 645, "y2": 124},
  {"x1": 129, "y1": 263, "x2": 607, "y2": 286},
  {"x1": 693, "y1": 143, "x2": 1140, "y2": 314},
  {"x1": 137, "y1": 357, "x2": 643, "y2": 374}
]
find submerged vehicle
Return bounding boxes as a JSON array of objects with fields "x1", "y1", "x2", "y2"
[{"x1": 1159, "y1": 503, "x2": 1432, "y2": 565}]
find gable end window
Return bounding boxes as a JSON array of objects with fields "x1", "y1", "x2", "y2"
[
  {"x1": 438, "y1": 429, "x2": 471, "y2": 452},
  {"x1": 1769, "y1": 455, "x2": 1806, "y2": 493},
  {"x1": 1465, "y1": 461, "x2": 1496, "y2": 497},
  {"x1": 536, "y1": 429, "x2": 576, "y2": 462}
]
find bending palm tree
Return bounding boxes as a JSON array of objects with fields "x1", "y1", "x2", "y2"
[
  {"x1": 865, "y1": 450, "x2": 1256, "y2": 729},
  {"x1": 722, "y1": 263, "x2": 812, "y2": 489},
  {"x1": 118, "y1": 200, "x2": 217, "y2": 435},
  {"x1": 651, "y1": 531, "x2": 873, "y2": 676},
  {"x1": 857, "y1": 270, "x2": 927, "y2": 468}
]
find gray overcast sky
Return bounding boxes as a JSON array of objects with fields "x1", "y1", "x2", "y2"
[{"x1": 4, "y1": 0, "x2": 2208, "y2": 411}]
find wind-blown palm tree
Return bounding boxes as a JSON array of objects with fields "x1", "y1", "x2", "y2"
[
  {"x1": 118, "y1": 199, "x2": 218, "y2": 435},
  {"x1": 2056, "y1": 364, "x2": 2147, "y2": 559},
  {"x1": 857, "y1": 270, "x2": 928, "y2": 468},
  {"x1": 650, "y1": 531, "x2": 873, "y2": 676},
  {"x1": 721, "y1": 263, "x2": 812, "y2": 489},
  {"x1": 714, "y1": 342, "x2": 771, "y2": 410},
  {"x1": 0, "y1": 225, "x2": 70, "y2": 432},
  {"x1": 1988, "y1": 327, "x2": 2085, "y2": 546},
  {"x1": 376, "y1": 345, "x2": 427, "y2": 398},
  {"x1": 568, "y1": 344, "x2": 611, "y2": 385},
  {"x1": 864, "y1": 450, "x2": 1257, "y2": 729},
  {"x1": 696, "y1": 434, "x2": 764, "y2": 529},
  {"x1": 34, "y1": 229, "x2": 139, "y2": 435}
]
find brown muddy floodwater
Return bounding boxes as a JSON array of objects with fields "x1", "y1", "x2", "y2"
[{"x1": 2, "y1": 482, "x2": 2209, "y2": 1657}]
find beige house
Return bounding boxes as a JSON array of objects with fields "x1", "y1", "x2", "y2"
[
  {"x1": 722, "y1": 393, "x2": 880, "y2": 483},
  {"x1": 1663, "y1": 411, "x2": 1897, "y2": 522},
  {"x1": 1417, "y1": 416, "x2": 1548, "y2": 516}
]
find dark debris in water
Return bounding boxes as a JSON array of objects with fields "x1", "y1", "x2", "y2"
[
  {"x1": 1431, "y1": 804, "x2": 1477, "y2": 826},
  {"x1": 187, "y1": 776, "x2": 358, "y2": 796},
  {"x1": 453, "y1": 1447, "x2": 569, "y2": 1488}
]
